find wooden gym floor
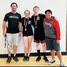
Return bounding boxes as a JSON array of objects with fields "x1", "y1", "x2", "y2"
[{"x1": 0, "y1": 56, "x2": 67, "y2": 66}]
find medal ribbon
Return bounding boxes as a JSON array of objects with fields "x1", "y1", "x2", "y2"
[
  {"x1": 34, "y1": 15, "x2": 39, "y2": 26},
  {"x1": 24, "y1": 18, "x2": 28, "y2": 28}
]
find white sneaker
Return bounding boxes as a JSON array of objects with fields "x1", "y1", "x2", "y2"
[
  {"x1": 48, "y1": 59, "x2": 55, "y2": 65},
  {"x1": 60, "y1": 62, "x2": 64, "y2": 67}
]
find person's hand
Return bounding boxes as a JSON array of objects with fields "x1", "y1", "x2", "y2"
[
  {"x1": 19, "y1": 32, "x2": 22, "y2": 37},
  {"x1": 3, "y1": 31, "x2": 6, "y2": 36},
  {"x1": 56, "y1": 40, "x2": 60, "y2": 44}
]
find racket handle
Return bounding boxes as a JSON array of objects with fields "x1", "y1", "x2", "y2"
[{"x1": 4, "y1": 35, "x2": 6, "y2": 48}]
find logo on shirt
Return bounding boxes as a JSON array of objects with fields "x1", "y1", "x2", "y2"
[
  {"x1": 45, "y1": 22, "x2": 52, "y2": 28},
  {"x1": 28, "y1": 21, "x2": 31, "y2": 24},
  {"x1": 37, "y1": 17, "x2": 40, "y2": 20},
  {"x1": 9, "y1": 16, "x2": 19, "y2": 19}
]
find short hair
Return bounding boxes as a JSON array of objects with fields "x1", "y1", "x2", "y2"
[
  {"x1": 24, "y1": 10, "x2": 30, "y2": 14},
  {"x1": 10, "y1": 2, "x2": 18, "y2": 7},
  {"x1": 33, "y1": 6, "x2": 39, "y2": 10},
  {"x1": 45, "y1": 9, "x2": 52, "y2": 14}
]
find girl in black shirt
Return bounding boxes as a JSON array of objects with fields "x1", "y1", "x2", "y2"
[{"x1": 20, "y1": 10, "x2": 33, "y2": 61}]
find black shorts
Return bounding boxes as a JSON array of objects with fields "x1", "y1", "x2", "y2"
[
  {"x1": 23, "y1": 31, "x2": 33, "y2": 37},
  {"x1": 34, "y1": 31, "x2": 45, "y2": 43}
]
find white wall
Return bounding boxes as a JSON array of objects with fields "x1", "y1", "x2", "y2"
[{"x1": 0, "y1": 0, "x2": 66, "y2": 54}]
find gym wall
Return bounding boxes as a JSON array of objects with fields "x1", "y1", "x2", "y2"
[{"x1": 0, "y1": 0, "x2": 66, "y2": 54}]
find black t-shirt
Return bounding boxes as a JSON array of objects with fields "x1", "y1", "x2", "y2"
[
  {"x1": 20, "y1": 17, "x2": 33, "y2": 34},
  {"x1": 4, "y1": 12, "x2": 21, "y2": 33},
  {"x1": 31, "y1": 14, "x2": 45, "y2": 33}
]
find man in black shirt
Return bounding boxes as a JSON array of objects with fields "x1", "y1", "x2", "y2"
[
  {"x1": 3, "y1": 2, "x2": 22, "y2": 63},
  {"x1": 31, "y1": 6, "x2": 49, "y2": 62}
]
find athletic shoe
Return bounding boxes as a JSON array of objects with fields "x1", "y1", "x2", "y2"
[
  {"x1": 43, "y1": 57, "x2": 49, "y2": 62},
  {"x1": 6, "y1": 56, "x2": 11, "y2": 63},
  {"x1": 36, "y1": 56, "x2": 41, "y2": 62},
  {"x1": 13, "y1": 56, "x2": 19, "y2": 62},
  {"x1": 60, "y1": 62, "x2": 64, "y2": 67},
  {"x1": 23, "y1": 56, "x2": 27, "y2": 61},
  {"x1": 48, "y1": 59, "x2": 55, "y2": 65},
  {"x1": 26, "y1": 56, "x2": 29, "y2": 61}
]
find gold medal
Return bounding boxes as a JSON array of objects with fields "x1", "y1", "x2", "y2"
[
  {"x1": 25, "y1": 28, "x2": 27, "y2": 31},
  {"x1": 35, "y1": 26, "x2": 37, "y2": 28}
]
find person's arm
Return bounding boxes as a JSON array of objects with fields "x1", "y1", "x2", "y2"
[
  {"x1": 3, "y1": 13, "x2": 8, "y2": 36},
  {"x1": 19, "y1": 22, "x2": 22, "y2": 37},
  {"x1": 19, "y1": 22, "x2": 22, "y2": 32},
  {"x1": 3, "y1": 21, "x2": 7, "y2": 36},
  {"x1": 52, "y1": 19, "x2": 61, "y2": 44},
  {"x1": 31, "y1": 16, "x2": 35, "y2": 27},
  {"x1": 19, "y1": 14, "x2": 22, "y2": 37},
  {"x1": 41, "y1": 14, "x2": 46, "y2": 19}
]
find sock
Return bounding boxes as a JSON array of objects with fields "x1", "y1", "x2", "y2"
[
  {"x1": 37, "y1": 50, "x2": 41, "y2": 57},
  {"x1": 43, "y1": 52, "x2": 46, "y2": 58},
  {"x1": 24, "y1": 55, "x2": 27, "y2": 58}
]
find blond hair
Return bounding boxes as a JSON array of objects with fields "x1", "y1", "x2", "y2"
[
  {"x1": 24, "y1": 10, "x2": 30, "y2": 14},
  {"x1": 33, "y1": 6, "x2": 39, "y2": 10}
]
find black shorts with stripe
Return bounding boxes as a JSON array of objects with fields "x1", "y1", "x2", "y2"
[{"x1": 34, "y1": 31, "x2": 45, "y2": 43}]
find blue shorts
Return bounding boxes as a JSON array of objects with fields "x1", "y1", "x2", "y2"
[{"x1": 45, "y1": 37, "x2": 60, "y2": 51}]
